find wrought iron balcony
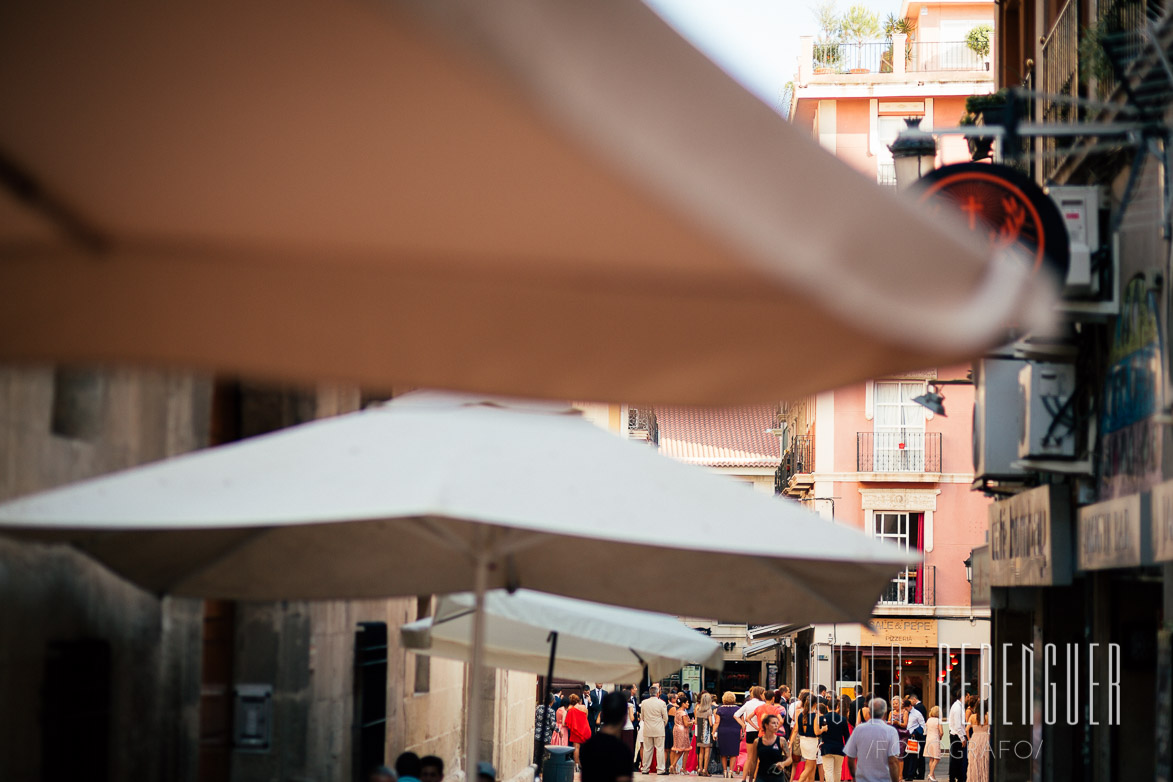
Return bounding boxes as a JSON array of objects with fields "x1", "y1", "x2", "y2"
[
  {"x1": 774, "y1": 435, "x2": 815, "y2": 494},
  {"x1": 878, "y1": 565, "x2": 935, "y2": 606},
  {"x1": 626, "y1": 406, "x2": 659, "y2": 445},
  {"x1": 1095, "y1": 0, "x2": 1168, "y2": 103},
  {"x1": 792, "y1": 435, "x2": 814, "y2": 474},
  {"x1": 1038, "y1": 0, "x2": 1169, "y2": 181},
  {"x1": 1040, "y1": 0, "x2": 1079, "y2": 182},
  {"x1": 856, "y1": 431, "x2": 942, "y2": 472}
]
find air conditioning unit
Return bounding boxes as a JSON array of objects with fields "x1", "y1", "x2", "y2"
[
  {"x1": 1018, "y1": 362, "x2": 1077, "y2": 459},
  {"x1": 1049, "y1": 186, "x2": 1103, "y2": 297},
  {"x1": 974, "y1": 357, "x2": 1030, "y2": 480}
]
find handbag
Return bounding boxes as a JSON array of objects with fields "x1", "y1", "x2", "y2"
[
  {"x1": 708, "y1": 755, "x2": 724, "y2": 776},
  {"x1": 905, "y1": 738, "x2": 919, "y2": 754}
]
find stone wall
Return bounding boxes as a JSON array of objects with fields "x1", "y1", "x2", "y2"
[
  {"x1": 0, "y1": 365, "x2": 211, "y2": 782},
  {"x1": 1, "y1": 370, "x2": 535, "y2": 782},
  {"x1": 491, "y1": 669, "x2": 539, "y2": 782},
  {"x1": 398, "y1": 611, "x2": 468, "y2": 765}
]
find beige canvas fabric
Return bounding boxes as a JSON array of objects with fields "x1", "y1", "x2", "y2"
[{"x1": 0, "y1": 1, "x2": 1051, "y2": 404}]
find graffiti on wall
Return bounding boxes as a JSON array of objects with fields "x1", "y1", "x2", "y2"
[{"x1": 1100, "y1": 275, "x2": 1164, "y2": 499}]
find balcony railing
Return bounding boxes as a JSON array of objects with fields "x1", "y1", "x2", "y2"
[
  {"x1": 878, "y1": 565, "x2": 935, "y2": 606},
  {"x1": 1095, "y1": 0, "x2": 1168, "y2": 102},
  {"x1": 814, "y1": 41, "x2": 893, "y2": 74},
  {"x1": 857, "y1": 431, "x2": 942, "y2": 472},
  {"x1": 774, "y1": 435, "x2": 815, "y2": 494},
  {"x1": 810, "y1": 40, "x2": 991, "y2": 76},
  {"x1": 877, "y1": 162, "x2": 896, "y2": 187},
  {"x1": 1041, "y1": 0, "x2": 1079, "y2": 181},
  {"x1": 792, "y1": 435, "x2": 814, "y2": 474},
  {"x1": 906, "y1": 41, "x2": 987, "y2": 72}
]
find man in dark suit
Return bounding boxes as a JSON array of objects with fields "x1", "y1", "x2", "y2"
[
  {"x1": 851, "y1": 685, "x2": 867, "y2": 724},
  {"x1": 909, "y1": 691, "x2": 928, "y2": 720},
  {"x1": 588, "y1": 683, "x2": 606, "y2": 731}
]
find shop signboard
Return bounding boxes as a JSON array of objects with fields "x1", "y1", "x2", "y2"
[
  {"x1": 860, "y1": 618, "x2": 937, "y2": 648},
  {"x1": 1078, "y1": 493, "x2": 1151, "y2": 570},
  {"x1": 1150, "y1": 479, "x2": 1173, "y2": 563},
  {"x1": 681, "y1": 664, "x2": 702, "y2": 694},
  {"x1": 989, "y1": 484, "x2": 1073, "y2": 586}
]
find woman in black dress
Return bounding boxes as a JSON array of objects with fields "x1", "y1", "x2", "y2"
[{"x1": 743, "y1": 714, "x2": 788, "y2": 782}]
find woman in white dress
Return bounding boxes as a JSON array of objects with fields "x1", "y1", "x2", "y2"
[{"x1": 923, "y1": 706, "x2": 942, "y2": 782}]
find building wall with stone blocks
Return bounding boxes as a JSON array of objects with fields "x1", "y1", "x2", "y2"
[
  {"x1": 491, "y1": 669, "x2": 540, "y2": 781},
  {"x1": 1, "y1": 371, "x2": 536, "y2": 782},
  {"x1": 0, "y1": 365, "x2": 212, "y2": 782},
  {"x1": 399, "y1": 630, "x2": 468, "y2": 764}
]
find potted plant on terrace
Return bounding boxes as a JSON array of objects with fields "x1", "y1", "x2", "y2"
[
  {"x1": 840, "y1": 3, "x2": 881, "y2": 73},
  {"x1": 814, "y1": 39, "x2": 842, "y2": 74},
  {"x1": 812, "y1": 0, "x2": 843, "y2": 74},
  {"x1": 966, "y1": 24, "x2": 993, "y2": 70},
  {"x1": 882, "y1": 13, "x2": 916, "y2": 73},
  {"x1": 959, "y1": 89, "x2": 1013, "y2": 160}
]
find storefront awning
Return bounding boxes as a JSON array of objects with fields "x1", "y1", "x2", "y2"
[
  {"x1": 748, "y1": 623, "x2": 807, "y2": 640},
  {"x1": 742, "y1": 638, "x2": 780, "y2": 659}
]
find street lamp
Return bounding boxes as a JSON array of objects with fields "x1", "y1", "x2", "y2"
[
  {"x1": 963, "y1": 554, "x2": 973, "y2": 584},
  {"x1": 911, "y1": 377, "x2": 974, "y2": 417},
  {"x1": 911, "y1": 383, "x2": 946, "y2": 417},
  {"x1": 888, "y1": 117, "x2": 938, "y2": 190}
]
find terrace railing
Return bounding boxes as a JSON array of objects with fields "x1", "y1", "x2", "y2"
[{"x1": 907, "y1": 41, "x2": 987, "y2": 72}]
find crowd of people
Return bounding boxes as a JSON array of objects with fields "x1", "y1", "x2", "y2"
[
  {"x1": 367, "y1": 750, "x2": 498, "y2": 782},
  {"x1": 533, "y1": 683, "x2": 992, "y2": 782},
  {"x1": 378, "y1": 681, "x2": 991, "y2": 782}
]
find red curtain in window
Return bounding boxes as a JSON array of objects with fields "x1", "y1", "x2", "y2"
[{"x1": 913, "y1": 512, "x2": 925, "y2": 604}]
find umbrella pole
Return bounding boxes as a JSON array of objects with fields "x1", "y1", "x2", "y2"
[
  {"x1": 466, "y1": 552, "x2": 490, "y2": 782},
  {"x1": 536, "y1": 631, "x2": 559, "y2": 775},
  {"x1": 542, "y1": 631, "x2": 559, "y2": 713}
]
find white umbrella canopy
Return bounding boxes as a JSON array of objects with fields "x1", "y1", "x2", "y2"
[
  {"x1": 0, "y1": 0, "x2": 1049, "y2": 405},
  {"x1": 0, "y1": 390, "x2": 910, "y2": 776},
  {"x1": 0, "y1": 391, "x2": 910, "y2": 623},
  {"x1": 401, "y1": 589, "x2": 724, "y2": 682}
]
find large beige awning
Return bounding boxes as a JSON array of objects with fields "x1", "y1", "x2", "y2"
[{"x1": 0, "y1": 1, "x2": 1049, "y2": 404}]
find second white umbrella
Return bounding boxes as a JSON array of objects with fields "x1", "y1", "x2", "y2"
[{"x1": 401, "y1": 589, "x2": 723, "y2": 683}]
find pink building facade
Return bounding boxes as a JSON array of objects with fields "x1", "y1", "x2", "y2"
[
  {"x1": 789, "y1": 0, "x2": 997, "y2": 186},
  {"x1": 777, "y1": 366, "x2": 990, "y2": 713}
]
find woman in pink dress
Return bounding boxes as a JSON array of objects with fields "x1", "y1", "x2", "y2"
[
  {"x1": 966, "y1": 702, "x2": 990, "y2": 782},
  {"x1": 671, "y1": 694, "x2": 693, "y2": 773},
  {"x1": 553, "y1": 700, "x2": 569, "y2": 747}
]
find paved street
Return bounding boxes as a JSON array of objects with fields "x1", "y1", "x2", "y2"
[{"x1": 608, "y1": 753, "x2": 954, "y2": 782}]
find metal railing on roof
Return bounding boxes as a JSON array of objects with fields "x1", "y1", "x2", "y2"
[
  {"x1": 814, "y1": 41, "x2": 893, "y2": 74},
  {"x1": 907, "y1": 41, "x2": 988, "y2": 72}
]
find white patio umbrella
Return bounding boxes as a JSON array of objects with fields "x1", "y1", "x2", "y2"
[
  {"x1": 0, "y1": 391, "x2": 910, "y2": 776},
  {"x1": 401, "y1": 589, "x2": 723, "y2": 683},
  {"x1": 0, "y1": 0, "x2": 1050, "y2": 405}
]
